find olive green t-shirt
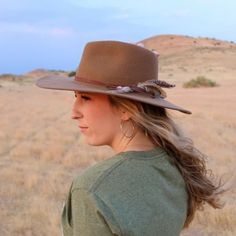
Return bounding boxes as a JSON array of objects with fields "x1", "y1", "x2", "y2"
[{"x1": 61, "y1": 147, "x2": 188, "y2": 236}]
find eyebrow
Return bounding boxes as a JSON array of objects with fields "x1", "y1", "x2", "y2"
[{"x1": 74, "y1": 91, "x2": 91, "y2": 95}]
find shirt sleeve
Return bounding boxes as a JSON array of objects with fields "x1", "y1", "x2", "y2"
[{"x1": 71, "y1": 188, "x2": 116, "y2": 236}]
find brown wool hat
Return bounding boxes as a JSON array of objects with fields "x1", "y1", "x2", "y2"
[{"x1": 36, "y1": 40, "x2": 191, "y2": 114}]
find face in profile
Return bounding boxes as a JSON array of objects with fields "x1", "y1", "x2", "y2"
[{"x1": 71, "y1": 92, "x2": 123, "y2": 148}]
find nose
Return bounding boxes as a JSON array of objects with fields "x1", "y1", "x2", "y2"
[{"x1": 71, "y1": 100, "x2": 83, "y2": 120}]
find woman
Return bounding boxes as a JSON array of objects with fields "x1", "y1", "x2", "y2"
[{"x1": 36, "y1": 41, "x2": 222, "y2": 236}]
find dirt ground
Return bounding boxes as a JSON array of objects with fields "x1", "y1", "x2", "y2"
[{"x1": 0, "y1": 75, "x2": 235, "y2": 235}]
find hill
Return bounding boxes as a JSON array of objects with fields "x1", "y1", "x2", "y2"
[
  {"x1": 1, "y1": 34, "x2": 235, "y2": 85},
  {"x1": 140, "y1": 34, "x2": 235, "y2": 55},
  {"x1": 139, "y1": 34, "x2": 236, "y2": 82},
  {"x1": 24, "y1": 69, "x2": 68, "y2": 79}
]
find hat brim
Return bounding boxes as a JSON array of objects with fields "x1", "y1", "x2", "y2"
[{"x1": 36, "y1": 76, "x2": 192, "y2": 114}]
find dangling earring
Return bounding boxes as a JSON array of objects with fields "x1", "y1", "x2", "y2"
[
  {"x1": 144, "y1": 129, "x2": 148, "y2": 137},
  {"x1": 120, "y1": 119, "x2": 135, "y2": 139}
]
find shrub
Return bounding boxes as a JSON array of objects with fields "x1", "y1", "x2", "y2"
[
  {"x1": 183, "y1": 76, "x2": 218, "y2": 88},
  {"x1": 68, "y1": 71, "x2": 76, "y2": 77}
]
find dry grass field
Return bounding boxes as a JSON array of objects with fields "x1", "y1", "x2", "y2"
[{"x1": 0, "y1": 35, "x2": 235, "y2": 235}]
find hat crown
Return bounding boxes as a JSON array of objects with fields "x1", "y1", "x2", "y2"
[
  {"x1": 36, "y1": 40, "x2": 191, "y2": 114},
  {"x1": 76, "y1": 41, "x2": 158, "y2": 86}
]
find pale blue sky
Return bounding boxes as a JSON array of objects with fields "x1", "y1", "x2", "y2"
[{"x1": 1, "y1": 0, "x2": 235, "y2": 74}]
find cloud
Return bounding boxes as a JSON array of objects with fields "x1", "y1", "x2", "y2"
[
  {"x1": 68, "y1": 0, "x2": 163, "y2": 14},
  {"x1": 69, "y1": 0, "x2": 134, "y2": 9},
  {"x1": 162, "y1": 9, "x2": 191, "y2": 18},
  {"x1": 112, "y1": 13, "x2": 131, "y2": 19},
  {"x1": 0, "y1": 21, "x2": 76, "y2": 37},
  {"x1": 69, "y1": 0, "x2": 160, "y2": 8},
  {"x1": 195, "y1": 0, "x2": 218, "y2": 3}
]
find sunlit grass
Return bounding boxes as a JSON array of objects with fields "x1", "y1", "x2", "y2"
[{"x1": 0, "y1": 80, "x2": 235, "y2": 236}]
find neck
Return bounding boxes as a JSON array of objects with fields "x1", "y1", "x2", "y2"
[{"x1": 112, "y1": 130, "x2": 157, "y2": 154}]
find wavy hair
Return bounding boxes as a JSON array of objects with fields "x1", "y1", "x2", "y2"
[{"x1": 108, "y1": 95, "x2": 223, "y2": 227}]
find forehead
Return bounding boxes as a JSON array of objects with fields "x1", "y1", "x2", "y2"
[
  {"x1": 74, "y1": 91, "x2": 110, "y2": 101},
  {"x1": 74, "y1": 91, "x2": 101, "y2": 96}
]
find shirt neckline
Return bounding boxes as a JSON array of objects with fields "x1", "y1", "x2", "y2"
[{"x1": 117, "y1": 146, "x2": 166, "y2": 159}]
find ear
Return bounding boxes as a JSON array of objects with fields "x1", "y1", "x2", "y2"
[{"x1": 119, "y1": 109, "x2": 132, "y2": 121}]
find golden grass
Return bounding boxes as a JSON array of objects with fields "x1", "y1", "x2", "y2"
[{"x1": 0, "y1": 78, "x2": 235, "y2": 235}]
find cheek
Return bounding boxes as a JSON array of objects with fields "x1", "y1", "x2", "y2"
[
  {"x1": 90, "y1": 108, "x2": 120, "y2": 137},
  {"x1": 84, "y1": 117, "x2": 119, "y2": 146},
  {"x1": 96, "y1": 111, "x2": 119, "y2": 131}
]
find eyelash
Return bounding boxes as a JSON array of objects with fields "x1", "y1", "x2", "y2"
[
  {"x1": 81, "y1": 95, "x2": 91, "y2": 100},
  {"x1": 74, "y1": 93, "x2": 91, "y2": 100}
]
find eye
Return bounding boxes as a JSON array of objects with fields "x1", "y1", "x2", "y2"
[
  {"x1": 81, "y1": 95, "x2": 91, "y2": 100},
  {"x1": 74, "y1": 91, "x2": 91, "y2": 100}
]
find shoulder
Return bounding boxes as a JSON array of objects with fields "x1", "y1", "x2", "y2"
[
  {"x1": 72, "y1": 147, "x2": 187, "y2": 197},
  {"x1": 71, "y1": 148, "x2": 188, "y2": 235},
  {"x1": 72, "y1": 147, "x2": 186, "y2": 194},
  {"x1": 71, "y1": 153, "x2": 126, "y2": 192},
  {"x1": 91, "y1": 148, "x2": 187, "y2": 200}
]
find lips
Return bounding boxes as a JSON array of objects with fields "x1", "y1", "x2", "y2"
[{"x1": 79, "y1": 126, "x2": 88, "y2": 132}]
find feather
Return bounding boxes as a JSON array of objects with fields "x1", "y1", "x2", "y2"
[{"x1": 137, "y1": 81, "x2": 167, "y2": 98}]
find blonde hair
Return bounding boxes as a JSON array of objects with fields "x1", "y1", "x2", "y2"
[{"x1": 109, "y1": 95, "x2": 223, "y2": 227}]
